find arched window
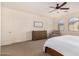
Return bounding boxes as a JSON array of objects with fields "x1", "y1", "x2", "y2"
[
  {"x1": 58, "y1": 19, "x2": 64, "y2": 31},
  {"x1": 69, "y1": 17, "x2": 79, "y2": 31}
]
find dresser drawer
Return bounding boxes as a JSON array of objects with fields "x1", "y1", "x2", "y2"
[{"x1": 32, "y1": 31, "x2": 47, "y2": 41}]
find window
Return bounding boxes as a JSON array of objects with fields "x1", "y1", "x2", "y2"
[
  {"x1": 69, "y1": 17, "x2": 79, "y2": 31},
  {"x1": 58, "y1": 19, "x2": 64, "y2": 31}
]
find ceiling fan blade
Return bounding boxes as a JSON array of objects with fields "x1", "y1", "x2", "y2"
[
  {"x1": 49, "y1": 9, "x2": 56, "y2": 13},
  {"x1": 58, "y1": 2, "x2": 67, "y2": 8},
  {"x1": 60, "y1": 8, "x2": 69, "y2": 10}
]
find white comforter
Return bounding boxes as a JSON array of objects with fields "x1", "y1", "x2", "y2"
[{"x1": 44, "y1": 35, "x2": 79, "y2": 56}]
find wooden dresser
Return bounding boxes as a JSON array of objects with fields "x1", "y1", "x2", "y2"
[{"x1": 32, "y1": 31, "x2": 47, "y2": 41}]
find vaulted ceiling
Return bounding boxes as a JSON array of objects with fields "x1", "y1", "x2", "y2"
[{"x1": 1, "y1": 2, "x2": 79, "y2": 18}]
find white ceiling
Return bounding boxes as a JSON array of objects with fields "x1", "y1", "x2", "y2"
[{"x1": 1, "y1": 2, "x2": 79, "y2": 18}]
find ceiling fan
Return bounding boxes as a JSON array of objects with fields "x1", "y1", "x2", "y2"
[{"x1": 49, "y1": 2, "x2": 69, "y2": 13}]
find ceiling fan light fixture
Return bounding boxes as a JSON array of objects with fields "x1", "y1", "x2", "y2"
[
  {"x1": 57, "y1": 12, "x2": 59, "y2": 13},
  {"x1": 64, "y1": 10, "x2": 68, "y2": 12},
  {"x1": 56, "y1": 10, "x2": 60, "y2": 13}
]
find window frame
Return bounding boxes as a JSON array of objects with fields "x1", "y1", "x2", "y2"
[
  {"x1": 68, "y1": 17, "x2": 79, "y2": 32},
  {"x1": 58, "y1": 19, "x2": 65, "y2": 31}
]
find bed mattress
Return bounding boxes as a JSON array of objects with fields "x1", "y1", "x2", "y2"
[{"x1": 44, "y1": 35, "x2": 79, "y2": 56}]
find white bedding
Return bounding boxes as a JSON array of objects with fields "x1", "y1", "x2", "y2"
[{"x1": 44, "y1": 35, "x2": 79, "y2": 56}]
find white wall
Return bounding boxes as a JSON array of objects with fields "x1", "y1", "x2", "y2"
[
  {"x1": 1, "y1": 6, "x2": 53, "y2": 45},
  {"x1": 0, "y1": 3, "x2": 1, "y2": 47}
]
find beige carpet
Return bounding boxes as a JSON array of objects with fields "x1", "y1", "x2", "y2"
[{"x1": 1, "y1": 39, "x2": 50, "y2": 56}]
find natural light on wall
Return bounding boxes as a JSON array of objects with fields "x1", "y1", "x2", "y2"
[{"x1": 69, "y1": 17, "x2": 79, "y2": 31}]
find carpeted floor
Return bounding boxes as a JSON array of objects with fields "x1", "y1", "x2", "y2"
[{"x1": 1, "y1": 39, "x2": 50, "y2": 56}]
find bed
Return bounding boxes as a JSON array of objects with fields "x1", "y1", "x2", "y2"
[{"x1": 43, "y1": 35, "x2": 79, "y2": 56}]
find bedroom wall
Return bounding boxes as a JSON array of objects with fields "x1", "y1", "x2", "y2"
[
  {"x1": 1, "y1": 6, "x2": 53, "y2": 45},
  {"x1": 53, "y1": 12, "x2": 79, "y2": 36},
  {"x1": 0, "y1": 3, "x2": 1, "y2": 46}
]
